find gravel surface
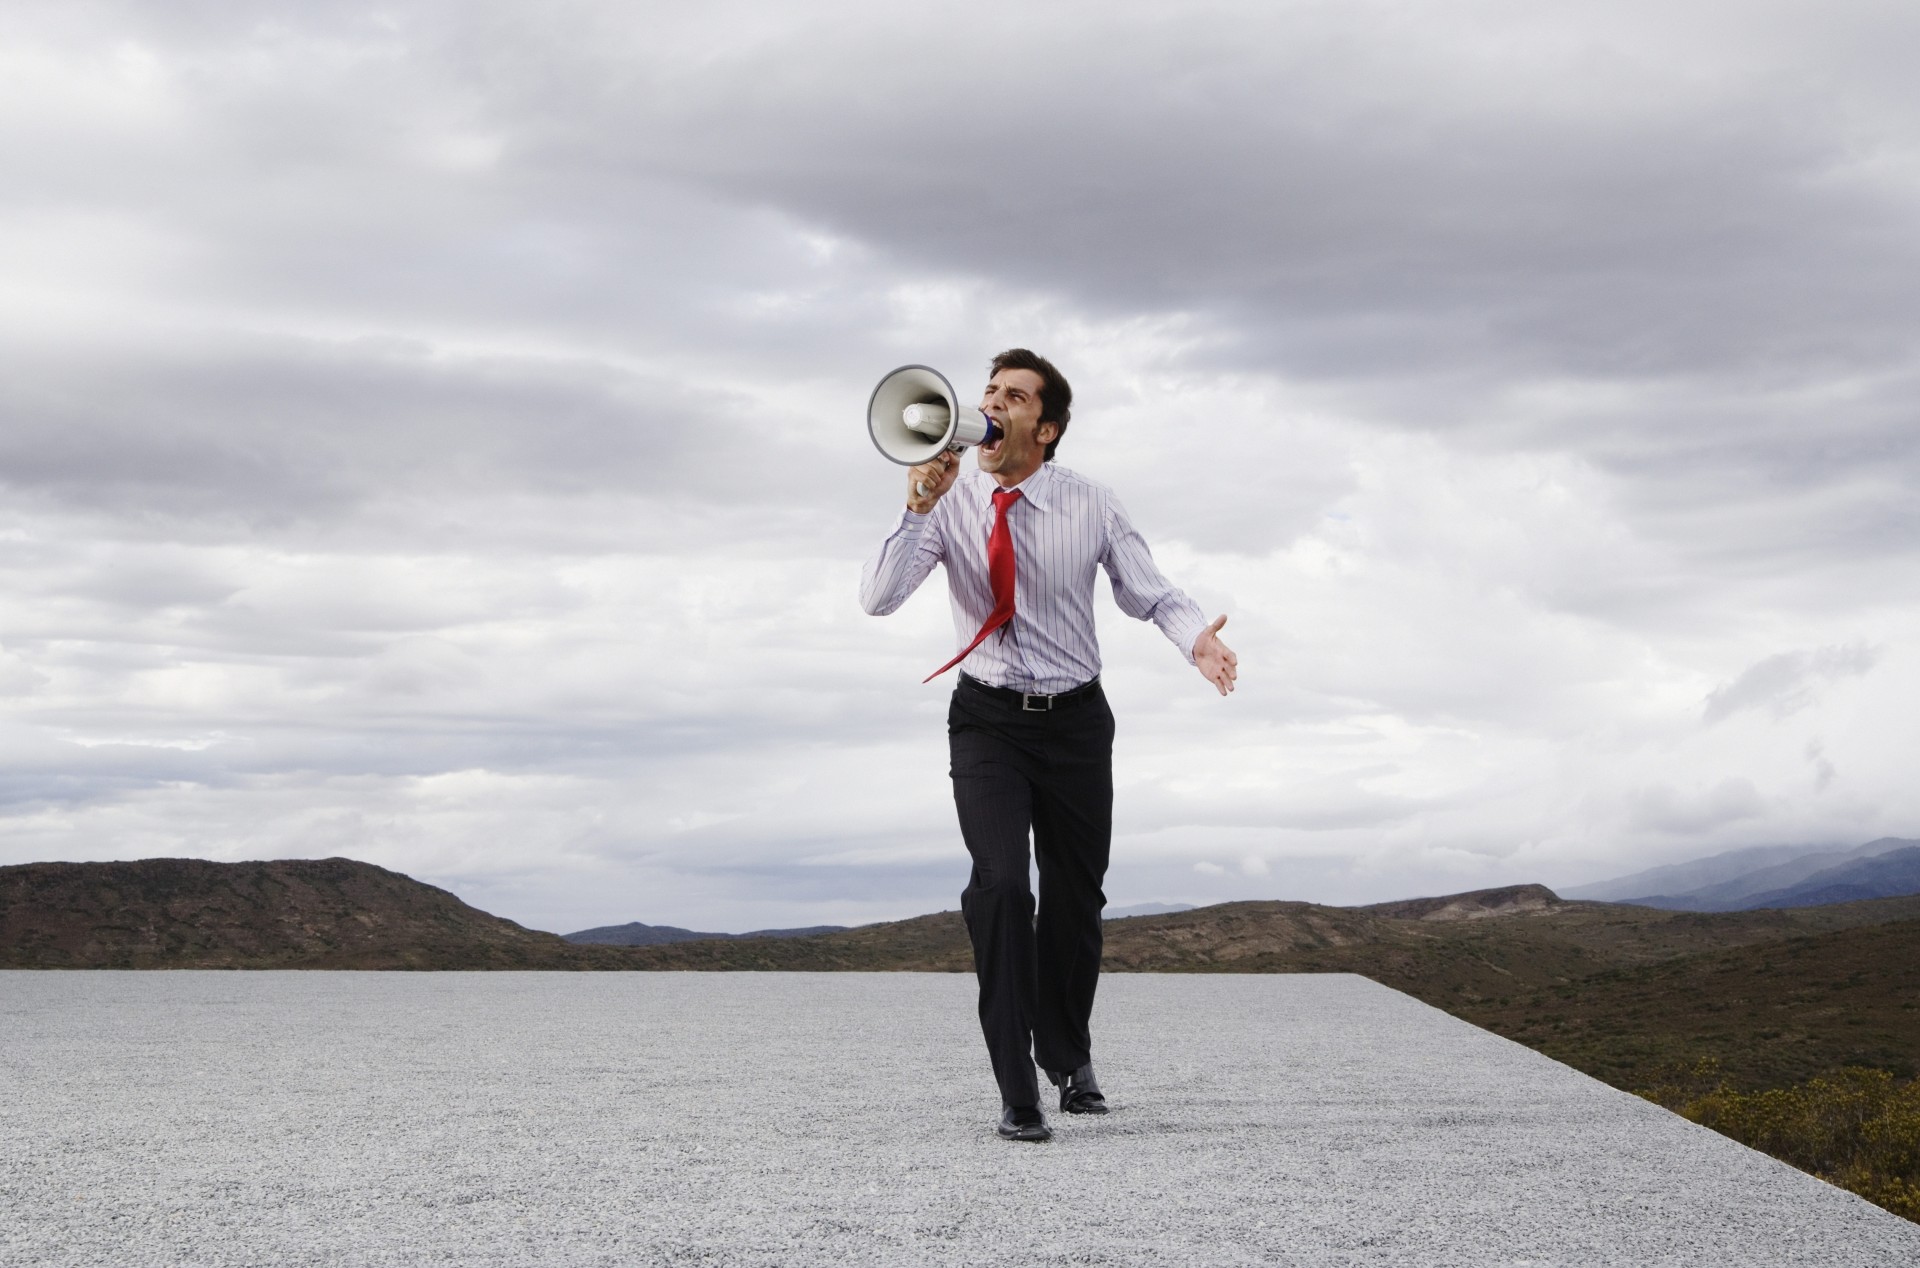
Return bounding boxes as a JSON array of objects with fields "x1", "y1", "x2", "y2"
[{"x1": 3, "y1": 971, "x2": 1916, "y2": 1266}]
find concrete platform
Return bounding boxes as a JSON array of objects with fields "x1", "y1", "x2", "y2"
[{"x1": 2, "y1": 971, "x2": 1915, "y2": 1266}]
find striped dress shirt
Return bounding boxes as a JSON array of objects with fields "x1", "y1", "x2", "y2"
[{"x1": 860, "y1": 462, "x2": 1210, "y2": 694}]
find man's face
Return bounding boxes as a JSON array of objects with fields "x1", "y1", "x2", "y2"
[{"x1": 976, "y1": 368, "x2": 1056, "y2": 483}]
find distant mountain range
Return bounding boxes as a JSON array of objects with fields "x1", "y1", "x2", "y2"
[
  {"x1": 9, "y1": 852, "x2": 1917, "y2": 987},
  {"x1": 1564, "y1": 837, "x2": 1920, "y2": 912},
  {"x1": 563, "y1": 902, "x2": 1200, "y2": 943},
  {"x1": 1106, "y1": 901, "x2": 1196, "y2": 918},
  {"x1": 563, "y1": 920, "x2": 849, "y2": 946},
  {"x1": 4, "y1": 860, "x2": 1558, "y2": 971}
]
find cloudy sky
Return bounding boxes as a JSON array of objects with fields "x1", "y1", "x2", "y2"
[{"x1": 4, "y1": 0, "x2": 1917, "y2": 934}]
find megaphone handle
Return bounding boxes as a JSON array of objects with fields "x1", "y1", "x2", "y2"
[{"x1": 915, "y1": 480, "x2": 928, "y2": 497}]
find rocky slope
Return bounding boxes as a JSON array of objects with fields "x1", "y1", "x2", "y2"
[{"x1": 0, "y1": 857, "x2": 619, "y2": 969}]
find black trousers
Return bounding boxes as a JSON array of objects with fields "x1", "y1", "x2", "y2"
[{"x1": 948, "y1": 674, "x2": 1115, "y2": 1108}]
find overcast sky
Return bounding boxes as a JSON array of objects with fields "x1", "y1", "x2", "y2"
[{"x1": 4, "y1": 0, "x2": 1917, "y2": 934}]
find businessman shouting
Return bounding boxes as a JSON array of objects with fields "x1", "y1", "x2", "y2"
[{"x1": 861, "y1": 349, "x2": 1237, "y2": 1141}]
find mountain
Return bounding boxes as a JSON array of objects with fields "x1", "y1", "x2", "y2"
[
  {"x1": 1738, "y1": 846, "x2": 1920, "y2": 910},
  {"x1": 1562, "y1": 839, "x2": 1876, "y2": 902},
  {"x1": 1567, "y1": 837, "x2": 1918, "y2": 910},
  {"x1": 0, "y1": 857, "x2": 618, "y2": 969},
  {"x1": 1627, "y1": 837, "x2": 1920, "y2": 911},
  {"x1": 570, "y1": 903, "x2": 1206, "y2": 942},
  {"x1": 563, "y1": 920, "x2": 848, "y2": 946},
  {"x1": 1358, "y1": 883, "x2": 1560, "y2": 921},
  {"x1": 1106, "y1": 902, "x2": 1196, "y2": 919},
  {"x1": 607, "y1": 883, "x2": 1919, "y2": 976}
]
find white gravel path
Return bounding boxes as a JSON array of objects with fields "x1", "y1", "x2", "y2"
[{"x1": 3, "y1": 971, "x2": 1916, "y2": 1266}]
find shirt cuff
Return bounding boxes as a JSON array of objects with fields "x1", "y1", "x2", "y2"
[{"x1": 1175, "y1": 614, "x2": 1212, "y2": 666}]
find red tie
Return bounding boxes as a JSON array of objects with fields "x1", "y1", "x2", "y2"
[{"x1": 926, "y1": 488, "x2": 1023, "y2": 682}]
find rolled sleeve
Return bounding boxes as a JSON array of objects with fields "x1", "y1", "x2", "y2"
[
  {"x1": 1101, "y1": 495, "x2": 1210, "y2": 665},
  {"x1": 859, "y1": 507, "x2": 943, "y2": 615}
]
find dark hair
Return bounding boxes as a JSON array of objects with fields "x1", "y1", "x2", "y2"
[{"x1": 990, "y1": 348, "x2": 1073, "y2": 461}]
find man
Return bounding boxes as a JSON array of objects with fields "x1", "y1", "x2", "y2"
[{"x1": 861, "y1": 348, "x2": 1237, "y2": 1142}]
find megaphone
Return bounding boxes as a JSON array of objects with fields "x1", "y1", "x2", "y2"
[{"x1": 868, "y1": 365, "x2": 1002, "y2": 494}]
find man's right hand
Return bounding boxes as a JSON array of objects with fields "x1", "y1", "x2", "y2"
[{"x1": 907, "y1": 451, "x2": 961, "y2": 514}]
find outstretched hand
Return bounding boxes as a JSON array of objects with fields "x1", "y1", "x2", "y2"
[{"x1": 1194, "y1": 615, "x2": 1238, "y2": 696}]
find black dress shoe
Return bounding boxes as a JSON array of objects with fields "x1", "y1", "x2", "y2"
[
  {"x1": 997, "y1": 1104, "x2": 1052, "y2": 1142},
  {"x1": 1047, "y1": 1063, "x2": 1109, "y2": 1114}
]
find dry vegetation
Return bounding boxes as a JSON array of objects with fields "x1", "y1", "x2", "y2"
[{"x1": 1640, "y1": 1063, "x2": 1920, "y2": 1221}]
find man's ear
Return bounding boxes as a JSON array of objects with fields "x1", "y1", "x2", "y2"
[{"x1": 1037, "y1": 421, "x2": 1060, "y2": 446}]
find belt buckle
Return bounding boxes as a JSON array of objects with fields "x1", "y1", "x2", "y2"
[{"x1": 1021, "y1": 691, "x2": 1052, "y2": 712}]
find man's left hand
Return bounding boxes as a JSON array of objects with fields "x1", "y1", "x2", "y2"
[{"x1": 1194, "y1": 615, "x2": 1238, "y2": 696}]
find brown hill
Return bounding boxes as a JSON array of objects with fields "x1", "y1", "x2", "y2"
[
  {"x1": 0, "y1": 857, "x2": 627, "y2": 970},
  {"x1": 1358, "y1": 882, "x2": 1561, "y2": 920},
  {"x1": 612, "y1": 886, "x2": 1920, "y2": 975}
]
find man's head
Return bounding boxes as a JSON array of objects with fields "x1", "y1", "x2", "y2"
[{"x1": 976, "y1": 349, "x2": 1073, "y2": 485}]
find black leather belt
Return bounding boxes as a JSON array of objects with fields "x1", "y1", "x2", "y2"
[{"x1": 959, "y1": 672, "x2": 1102, "y2": 713}]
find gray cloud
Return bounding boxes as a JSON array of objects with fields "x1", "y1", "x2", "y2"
[
  {"x1": 572, "y1": 1, "x2": 1920, "y2": 382},
  {"x1": 1629, "y1": 776, "x2": 1767, "y2": 835},
  {"x1": 0, "y1": 336, "x2": 783, "y2": 521},
  {"x1": 1806, "y1": 739, "x2": 1837, "y2": 792},
  {"x1": 1703, "y1": 643, "x2": 1879, "y2": 723}
]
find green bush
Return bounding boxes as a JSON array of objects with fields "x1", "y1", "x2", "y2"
[{"x1": 1648, "y1": 1068, "x2": 1920, "y2": 1223}]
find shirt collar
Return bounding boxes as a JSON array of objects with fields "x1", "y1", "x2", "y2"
[{"x1": 979, "y1": 460, "x2": 1055, "y2": 511}]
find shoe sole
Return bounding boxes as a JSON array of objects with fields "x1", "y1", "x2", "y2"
[{"x1": 997, "y1": 1124, "x2": 1053, "y2": 1141}]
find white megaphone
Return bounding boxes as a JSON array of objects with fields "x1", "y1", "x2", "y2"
[{"x1": 868, "y1": 365, "x2": 1002, "y2": 495}]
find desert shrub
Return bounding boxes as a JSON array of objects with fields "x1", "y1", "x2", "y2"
[
  {"x1": 1661, "y1": 1068, "x2": 1920, "y2": 1223},
  {"x1": 1636, "y1": 1056, "x2": 1727, "y2": 1109}
]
